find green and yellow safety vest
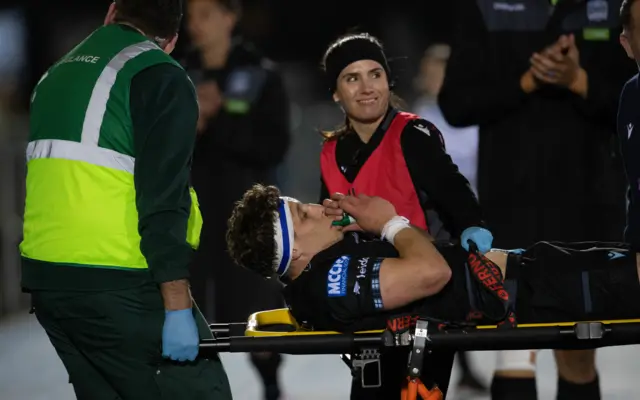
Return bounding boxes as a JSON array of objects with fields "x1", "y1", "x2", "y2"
[{"x1": 20, "y1": 24, "x2": 202, "y2": 271}]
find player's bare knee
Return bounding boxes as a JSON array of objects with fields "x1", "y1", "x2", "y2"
[
  {"x1": 554, "y1": 349, "x2": 597, "y2": 383},
  {"x1": 494, "y1": 350, "x2": 537, "y2": 379}
]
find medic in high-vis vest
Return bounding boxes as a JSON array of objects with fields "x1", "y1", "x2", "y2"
[
  {"x1": 319, "y1": 33, "x2": 493, "y2": 254},
  {"x1": 19, "y1": 1, "x2": 231, "y2": 398}
]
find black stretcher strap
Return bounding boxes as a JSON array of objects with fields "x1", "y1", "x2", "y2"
[
  {"x1": 466, "y1": 242, "x2": 516, "y2": 328},
  {"x1": 464, "y1": 262, "x2": 478, "y2": 312},
  {"x1": 504, "y1": 252, "x2": 521, "y2": 316},
  {"x1": 581, "y1": 271, "x2": 593, "y2": 314}
]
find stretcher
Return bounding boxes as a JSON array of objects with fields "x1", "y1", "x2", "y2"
[{"x1": 200, "y1": 309, "x2": 640, "y2": 400}]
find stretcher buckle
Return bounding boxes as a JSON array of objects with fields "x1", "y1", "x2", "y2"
[
  {"x1": 341, "y1": 348, "x2": 382, "y2": 389},
  {"x1": 574, "y1": 322, "x2": 604, "y2": 340},
  {"x1": 407, "y1": 319, "x2": 430, "y2": 378}
]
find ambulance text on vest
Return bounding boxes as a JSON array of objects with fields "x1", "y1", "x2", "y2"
[{"x1": 61, "y1": 55, "x2": 101, "y2": 64}]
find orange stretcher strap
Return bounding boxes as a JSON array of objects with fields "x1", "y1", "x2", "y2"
[{"x1": 401, "y1": 378, "x2": 443, "y2": 400}]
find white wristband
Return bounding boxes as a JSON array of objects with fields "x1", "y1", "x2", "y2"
[{"x1": 381, "y1": 216, "x2": 411, "y2": 245}]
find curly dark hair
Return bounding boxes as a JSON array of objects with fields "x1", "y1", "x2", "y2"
[{"x1": 226, "y1": 184, "x2": 281, "y2": 279}]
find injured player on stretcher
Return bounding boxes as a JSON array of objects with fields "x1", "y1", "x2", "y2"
[{"x1": 226, "y1": 184, "x2": 640, "y2": 334}]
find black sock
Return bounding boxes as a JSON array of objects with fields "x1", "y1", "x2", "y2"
[
  {"x1": 457, "y1": 351, "x2": 472, "y2": 374},
  {"x1": 491, "y1": 376, "x2": 537, "y2": 400},
  {"x1": 250, "y1": 352, "x2": 282, "y2": 400},
  {"x1": 557, "y1": 375, "x2": 600, "y2": 400}
]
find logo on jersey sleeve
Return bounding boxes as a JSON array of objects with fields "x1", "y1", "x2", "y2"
[
  {"x1": 608, "y1": 251, "x2": 625, "y2": 260},
  {"x1": 413, "y1": 123, "x2": 431, "y2": 136},
  {"x1": 327, "y1": 256, "x2": 350, "y2": 297},
  {"x1": 353, "y1": 257, "x2": 369, "y2": 295}
]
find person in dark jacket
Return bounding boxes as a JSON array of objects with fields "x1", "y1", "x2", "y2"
[
  {"x1": 183, "y1": 1, "x2": 291, "y2": 399},
  {"x1": 438, "y1": 1, "x2": 636, "y2": 399},
  {"x1": 619, "y1": 0, "x2": 640, "y2": 252}
]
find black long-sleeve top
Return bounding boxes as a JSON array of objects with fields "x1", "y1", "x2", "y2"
[
  {"x1": 617, "y1": 74, "x2": 640, "y2": 252},
  {"x1": 132, "y1": 64, "x2": 198, "y2": 285},
  {"x1": 438, "y1": 0, "x2": 634, "y2": 210},
  {"x1": 319, "y1": 108, "x2": 484, "y2": 237},
  {"x1": 439, "y1": 0, "x2": 630, "y2": 129}
]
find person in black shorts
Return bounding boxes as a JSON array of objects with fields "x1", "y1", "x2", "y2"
[{"x1": 225, "y1": 184, "x2": 640, "y2": 399}]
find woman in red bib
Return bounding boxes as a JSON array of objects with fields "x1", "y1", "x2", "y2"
[
  {"x1": 319, "y1": 33, "x2": 491, "y2": 249},
  {"x1": 318, "y1": 33, "x2": 493, "y2": 400}
]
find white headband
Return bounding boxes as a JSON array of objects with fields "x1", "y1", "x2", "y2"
[{"x1": 273, "y1": 196, "x2": 298, "y2": 277}]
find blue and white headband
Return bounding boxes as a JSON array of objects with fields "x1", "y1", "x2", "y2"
[{"x1": 273, "y1": 196, "x2": 299, "y2": 277}]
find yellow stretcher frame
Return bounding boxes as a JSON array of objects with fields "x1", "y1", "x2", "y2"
[
  {"x1": 242, "y1": 308, "x2": 640, "y2": 336},
  {"x1": 244, "y1": 308, "x2": 383, "y2": 336},
  {"x1": 201, "y1": 309, "x2": 640, "y2": 400}
]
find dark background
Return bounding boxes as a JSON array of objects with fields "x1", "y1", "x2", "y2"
[{"x1": 3, "y1": 0, "x2": 456, "y2": 110}]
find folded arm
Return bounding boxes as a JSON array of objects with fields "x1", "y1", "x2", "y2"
[{"x1": 379, "y1": 227, "x2": 452, "y2": 310}]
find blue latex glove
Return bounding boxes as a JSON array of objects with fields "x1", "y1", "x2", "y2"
[
  {"x1": 460, "y1": 226, "x2": 494, "y2": 254},
  {"x1": 162, "y1": 308, "x2": 199, "y2": 362}
]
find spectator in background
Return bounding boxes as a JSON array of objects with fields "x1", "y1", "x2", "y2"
[
  {"x1": 413, "y1": 44, "x2": 479, "y2": 194},
  {"x1": 439, "y1": 0, "x2": 636, "y2": 399},
  {"x1": 412, "y1": 43, "x2": 486, "y2": 395},
  {"x1": 183, "y1": 1, "x2": 291, "y2": 399}
]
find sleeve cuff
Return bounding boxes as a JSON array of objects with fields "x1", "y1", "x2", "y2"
[
  {"x1": 151, "y1": 265, "x2": 191, "y2": 284},
  {"x1": 370, "y1": 258, "x2": 384, "y2": 312}
]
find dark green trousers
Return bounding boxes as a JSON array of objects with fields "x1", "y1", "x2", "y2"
[{"x1": 31, "y1": 284, "x2": 233, "y2": 400}]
